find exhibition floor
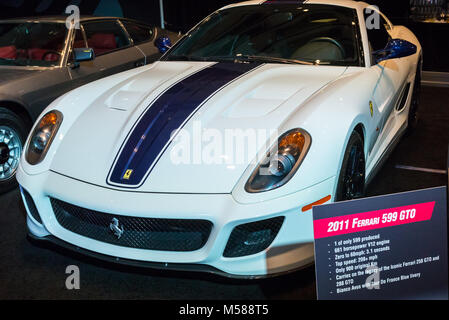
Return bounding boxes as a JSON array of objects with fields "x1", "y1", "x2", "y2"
[{"x1": 0, "y1": 86, "x2": 447, "y2": 300}]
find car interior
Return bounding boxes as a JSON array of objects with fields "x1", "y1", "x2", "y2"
[
  {"x1": 0, "y1": 22, "x2": 65, "y2": 63},
  {"x1": 176, "y1": 6, "x2": 359, "y2": 66},
  {"x1": 82, "y1": 21, "x2": 130, "y2": 56}
]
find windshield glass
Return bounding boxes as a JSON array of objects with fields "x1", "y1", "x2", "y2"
[
  {"x1": 166, "y1": 4, "x2": 361, "y2": 66},
  {"x1": 0, "y1": 22, "x2": 67, "y2": 67}
]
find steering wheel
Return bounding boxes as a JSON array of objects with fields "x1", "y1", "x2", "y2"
[
  {"x1": 42, "y1": 50, "x2": 61, "y2": 62},
  {"x1": 307, "y1": 37, "x2": 346, "y2": 59}
]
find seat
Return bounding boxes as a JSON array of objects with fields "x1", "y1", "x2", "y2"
[
  {"x1": 0, "y1": 46, "x2": 17, "y2": 59},
  {"x1": 28, "y1": 48, "x2": 59, "y2": 61},
  {"x1": 88, "y1": 33, "x2": 117, "y2": 55},
  {"x1": 291, "y1": 38, "x2": 345, "y2": 61}
]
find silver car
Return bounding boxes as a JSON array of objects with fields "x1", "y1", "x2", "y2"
[{"x1": 0, "y1": 16, "x2": 180, "y2": 192}]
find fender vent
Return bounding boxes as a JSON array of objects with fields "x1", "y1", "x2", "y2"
[{"x1": 396, "y1": 82, "x2": 411, "y2": 112}]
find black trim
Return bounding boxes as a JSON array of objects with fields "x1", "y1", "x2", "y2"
[
  {"x1": 27, "y1": 233, "x2": 311, "y2": 280},
  {"x1": 353, "y1": 7, "x2": 366, "y2": 67}
]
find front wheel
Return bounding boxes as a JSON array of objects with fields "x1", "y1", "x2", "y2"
[
  {"x1": 0, "y1": 108, "x2": 28, "y2": 194},
  {"x1": 335, "y1": 131, "x2": 366, "y2": 202}
]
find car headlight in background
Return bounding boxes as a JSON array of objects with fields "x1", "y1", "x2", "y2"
[
  {"x1": 245, "y1": 129, "x2": 311, "y2": 193},
  {"x1": 26, "y1": 110, "x2": 63, "y2": 165}
]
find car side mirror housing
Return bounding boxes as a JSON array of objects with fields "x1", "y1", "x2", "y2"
[
  {"x1": 155, "y1": 36, "x2": 172, "y2": 54},
  {"x1": 72, "y1": 48, "x2": 95, "y2": 68},
  {"x1": 373, "y1": 39, "x2": 417, "y2": 64}
]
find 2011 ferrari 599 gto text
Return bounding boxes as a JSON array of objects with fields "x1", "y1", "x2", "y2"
[{"x1": 17, "y1": 0, "x2": 422, "y2": 278}]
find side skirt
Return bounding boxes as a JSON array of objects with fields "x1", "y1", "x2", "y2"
[{"x1": 365, "y1": 122, "x2": 408, "y2": 187}]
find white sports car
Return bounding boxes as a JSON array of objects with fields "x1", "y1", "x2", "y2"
[{"x1": 17, "y1": 0, "x2": 422, "y2": 278}]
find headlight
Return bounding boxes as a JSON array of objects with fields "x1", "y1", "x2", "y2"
[
  {"x1": 26, "y1": 110, "x2": 63, "y2": 165},
  {"x1": 245, "y1": 129, "x2": 311, "y2": 193}
]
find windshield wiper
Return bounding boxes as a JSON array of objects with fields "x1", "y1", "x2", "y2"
[
  {"x1": 167, "y1": 54, "x2": 322, "y2": 65},
  {"x1": 233, "y1": 55, "x2": 315, "y2": 65},
  {"x1": 201, "y1": 55, "x2": 315, "y2": 65}
]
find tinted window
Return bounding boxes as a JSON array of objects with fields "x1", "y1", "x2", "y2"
[
  {"x1": 73, "y1": 29, "x2": 86, "y2": 49},
  {"x1": 167, "y1": 4, "x2": 361, "y2": 66},
  {"x1": 122, "y1": 21, "x2": 154, "y2": 44},
  {"x1": 83, "y1": 20, "x2": 130, "y2": 56},
  {"x1": 0, "y1": 22, "x2": 66, "y2": 66}
]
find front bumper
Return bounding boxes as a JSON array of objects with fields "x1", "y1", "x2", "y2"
[{"x1": 18, "y1": 165, "x2": 335, "y2": 278}]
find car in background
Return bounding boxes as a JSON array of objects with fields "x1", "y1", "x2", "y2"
[{"x1": 0, "y1": 16, "x2": 181, "y2": 192}]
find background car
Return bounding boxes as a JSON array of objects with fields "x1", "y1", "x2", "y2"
[
  {"x1": 17, "y1": 0, "x2": 422, "y2": 278},
  {"x1": 0, "y1": 16, "x2": 181, "y2": 193}
]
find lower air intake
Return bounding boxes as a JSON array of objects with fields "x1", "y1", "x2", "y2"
[{"x1": 223, "y1": 217, "x2": 285, "y2": 258}]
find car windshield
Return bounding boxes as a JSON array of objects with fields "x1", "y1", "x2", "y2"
[
  {"x1": 165, "y1": 4, "x2": 361, "y2": 66},
  {"x1": 0, "y1": 22, "x2": 67, "y2": 67}
]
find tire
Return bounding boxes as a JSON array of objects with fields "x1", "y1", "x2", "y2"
[
  {"x1": 335, "y1": 131, "x2": 366, "y2": 202},
  {"x1": 0, "y1": 107, "x2": 28, "y2": 194},
  {"x1": 408, "y1": 63, "x2": 421, "y2": 132}
]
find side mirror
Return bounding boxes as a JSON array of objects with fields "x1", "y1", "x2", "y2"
[
  {"x1": 71, "y1": 48, "x2": 95, "y2": 68},
  {"x1": 154, "y1": 36, "x2": 172, "y2": 54},
  {"x1": 373, "y1": 39, "x2": 417, "y2": 64}
]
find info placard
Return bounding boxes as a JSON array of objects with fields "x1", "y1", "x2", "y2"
[{"x1": 313, "y1": 187, "x2": 448, "y2": 300}]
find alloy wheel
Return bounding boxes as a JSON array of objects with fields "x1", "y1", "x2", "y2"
[{"x1": 0, "y1": 126, "x2": 23, "y2": 182}]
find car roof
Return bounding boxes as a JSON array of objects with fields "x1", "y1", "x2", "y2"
[
  {"x1": 0, "y1": 16, "x2": 152, "y2": 25},
  {"x1": 222, "y1": 0, "x2": 371, "y2": 11}
]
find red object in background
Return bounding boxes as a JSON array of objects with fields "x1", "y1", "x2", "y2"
[
  {"x1": 88, "y1": 33, "x2": 117, "y2": 55},
  {"x1": 0, "y1": 46, "x2": 17, "y2": 59},
  {"x1": 28, "y1": 48, "x2": 59, "y2": 62}
]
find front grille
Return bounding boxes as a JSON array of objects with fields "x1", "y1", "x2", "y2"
[{"x1": 51, "y1": 198, "x2": 213, "y2": 252}]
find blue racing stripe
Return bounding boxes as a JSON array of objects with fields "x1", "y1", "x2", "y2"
[{"x1": 108, "y1": 62, "x2": 261, "y2": 187}]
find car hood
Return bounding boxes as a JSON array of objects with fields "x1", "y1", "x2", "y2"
[
  {"x1": 50, "y1": 61, "x2": 347, "y2": 193},
  {"x1": 0, "y1": 67, "x2": 42, "y2": 86}
]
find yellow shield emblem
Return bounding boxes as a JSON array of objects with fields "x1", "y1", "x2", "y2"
[{"x1": 123, "y1": 169, "x2": 133, "y2": 180}]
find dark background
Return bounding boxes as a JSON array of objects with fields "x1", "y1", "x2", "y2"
[
  {"x1": 0, "y1": 0, "x2": 411, "y2": 32},
  {"x1": 0, "y1": 0, "x2": 448, "y2": 72}
]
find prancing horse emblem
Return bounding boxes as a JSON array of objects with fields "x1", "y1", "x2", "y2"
[{"x1": 109, "y1": 218, "x2": 124, "y2": 239}]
